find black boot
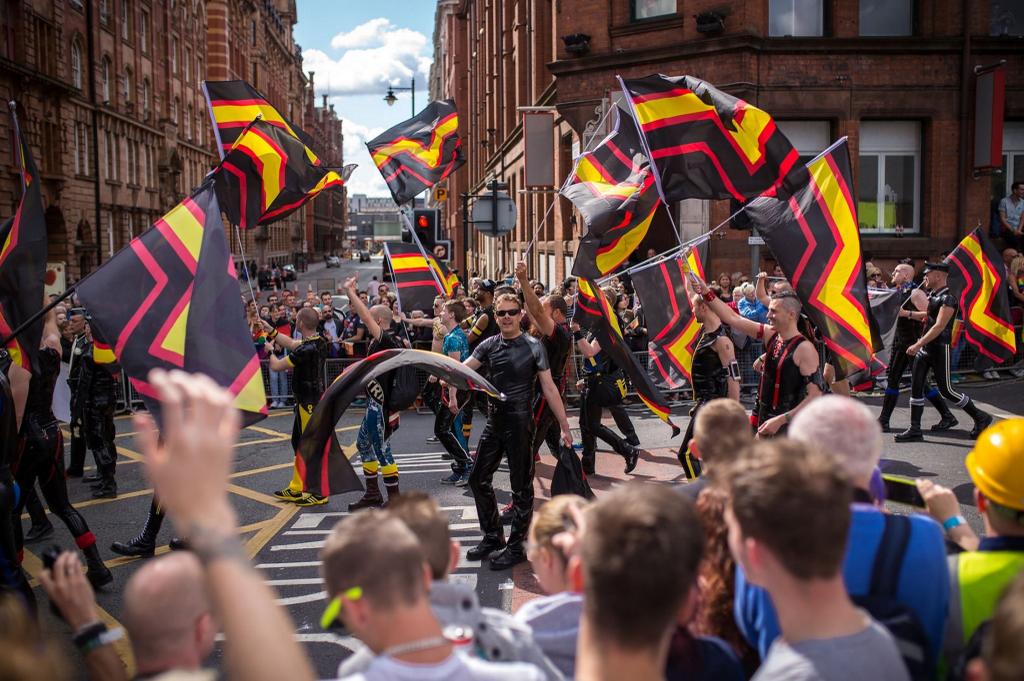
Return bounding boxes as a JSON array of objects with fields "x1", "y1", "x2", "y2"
[
  {"x1": 965, "y1": 404, "x2": 993, "y2": 438},
  {"x1": 91, "y1": 480, "x2": 117, "y2": 499},
  {"x1": 927, "y1": 392, "x2": 958, "y2": 431},
  {"x1": 489, "y1": 545, "x2": 527, "y2": 570},
  {"x1": 110, "y1": 501, "x2": 164, "y2": 557},
  {"x1": 83, "y1": 543, "x2": 113, "y2": 588},
  {"x1": 348, "y1": 474, "x2": 384, "y2": 511},
  {"x1": 467, "y1": 534, "x2": 506, "y2": 561},
  {"x1": 623, "y1": 445, "x2": 642, "y2": 475},
  {"x1": 24, "y1": 489, "x2": 53, "y2": 543},
  {"x1": 878, "y1": 389, "x2": 900, "y2": 432},
  {"x1": 581, "y1": 452, "x2": 596, "y2": 476},
  {"x1": 382, "y1": 475, "x2": 400, "y2": 508},
  {"x1": 895, "y1": 404, "x2": 924, "y2": 442}
]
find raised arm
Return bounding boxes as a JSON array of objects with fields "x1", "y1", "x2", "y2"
[
  {"x1": 516, "y1": 261, "x2": 554, "y2": 337},
  {"x1": 259, "y1": 319, "x2": 301, "y2": 352},
  {"x1": 344, "y1": 275, "x2": 383, "y2": 340},
  {"x1": 689, "y1": 270, "x2": 770, "y2": 341},
  {"x1": 755, "y1": 271, "x2": 770, "y2": 306}
]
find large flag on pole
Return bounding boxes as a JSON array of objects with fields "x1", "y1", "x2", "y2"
[
  {"x1": 76, "y1": 182, "x2": 267, "y2": 425},
  {"x1": 203, "y1": 80, "x2": 316, "y2": 160},
  {"x1": 214, "y1": 119, "x2": 355, "y2": 230},
  {"x1": 631, "y1": 250, "x2": 706, "y2": 389},
  {"x1": 562, "y1": 107, "x2": 662, "y2": 279},
  {"x1": 366, "y1": 100, "x2": 465, "y2": 205},
  {"x1": 619, "y1": 74, "x2": 807, "y2": 203},
  {"x1": 384, "y1": 242, "x2": 446, "y2": 313},
  {"x1": 745, "y1": 138, "x2": 876, "y2": 376},
  {"x1": 946, "y1": 227, "x2": 1017, "y2": 363},
  {"x1": 575, "y1": 279, "x2": 679, "y2": 435},
  {"x1": 0, "y1": 106, "x2": 47, "y2": 373}
]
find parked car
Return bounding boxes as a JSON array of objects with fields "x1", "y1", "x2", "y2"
[
  {"x1": 281, "y1": 264, "x2": 297, "y2": 282},
  {"x1": 325, "y1": 255, "x2": 341, "y2": 268},
  {"x1": 359, "y1": 250, "x2": 371, "y2": 263}
]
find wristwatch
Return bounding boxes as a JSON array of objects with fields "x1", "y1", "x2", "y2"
[{"x1": 942, "y1": 515, "x2": 967, "y2": 534}]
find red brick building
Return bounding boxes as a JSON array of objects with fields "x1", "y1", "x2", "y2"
[
  {"x1": 0, "y1": 0, "x2": 343, "y2": 284},
  {"x1": 433, "y1": 0, "x2": 1024, "y2": 280}
]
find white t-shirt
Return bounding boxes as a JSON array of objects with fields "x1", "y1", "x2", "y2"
[{"x1": 336, "y1": 652, "x2": 544, "y2": 681}]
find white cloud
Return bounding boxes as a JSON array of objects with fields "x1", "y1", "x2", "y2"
[
  {"x1": 304, "y1": 18, "x2": 432, "y2": 97},
  {"x1": 339, "y1": 113, "x2": 389, "y2": 198}
]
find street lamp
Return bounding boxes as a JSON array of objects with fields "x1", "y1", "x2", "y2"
[{"x1": 384, "y1": 76, "x2": 416, "y2": 117}]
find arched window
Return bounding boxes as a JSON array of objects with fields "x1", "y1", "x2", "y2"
[
  {"x1": 70, "y1": 39, "x2": 82, "y2": 88},
  {"x1": 173, "y1": 96, "x2": 180, "y2": 127},
  {"x1": 141, "y1": 78, "x2": 150, "y2": 112},
  {"x1": 123, "y1": 67, "x2": 133, "y2": 104},
  {"x1": 186, "y1": 104, "x2": 193, "y2": 140},
  {"x1": 101, "y1": 56, "x2": 111, "y2": 102}
]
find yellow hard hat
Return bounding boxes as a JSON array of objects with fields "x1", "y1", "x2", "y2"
[{"x1": 966, "y1": 418, "x2": 1024, "y2": 511}]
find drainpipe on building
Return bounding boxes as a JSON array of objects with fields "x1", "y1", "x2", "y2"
[
  {"x1": 85, "y1": 0, "x2": 103, "y2": 270},
  {"x1": 957, "y1": 0, "x2": 971, "y2": 239}
]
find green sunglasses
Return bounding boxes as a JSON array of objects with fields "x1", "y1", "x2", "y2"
[{"x1": 320, "y1": 586, "x2": 363, "y2": 630}]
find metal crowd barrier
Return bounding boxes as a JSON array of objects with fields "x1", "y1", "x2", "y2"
[{"x1": 111, "y1": 322, "x2": 1024, "y2": 415}]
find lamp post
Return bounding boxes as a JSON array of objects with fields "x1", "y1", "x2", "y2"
[{"x1": 383, "y1": 76, "x2": 416, "y2": 117}]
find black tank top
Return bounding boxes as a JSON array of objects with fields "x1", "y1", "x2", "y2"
[
  {"x1": 691, "y1": 325, "x2": 730, "y2": 401},
  {"x1": 543, "y1": 323, "x2": 572, "y2": 389},
  {"x1": 24, "y1": 347, "x2": 60, "y2": 427},
  {"x1": 290, "y1": 336, "x2": 327, "y2": 405},
  {"x1": 894, "y1": 286, "x2": 924, "y2": 347},
  {"x1": 925, "y1": 286, "x2": 958, "y2": 347},
  {"x1": 474, "y1": 306, "x2": 500, "y2": 344},
  {"x1": 757, "y1": 333, "x2": 808, "y2": 418}
]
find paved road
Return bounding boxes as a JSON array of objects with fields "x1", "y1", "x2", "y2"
[{"x1": 19, "y1": 291, "x2": 1024, "y2": 677}]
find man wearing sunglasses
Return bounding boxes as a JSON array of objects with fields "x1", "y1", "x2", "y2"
[{"x1": 463, "y1": 293, "x2": 573, "y2": 570}]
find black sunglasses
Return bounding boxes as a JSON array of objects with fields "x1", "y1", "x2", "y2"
[{"x1": 495, "y1": 308, "x2": 521, "y2": 317}]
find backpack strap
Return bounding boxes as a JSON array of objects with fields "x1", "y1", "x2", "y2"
[{"x1": 870, "y1": 514, "x2": 912, "y2": 598}]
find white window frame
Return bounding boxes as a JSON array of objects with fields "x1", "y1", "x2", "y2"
[
  {"x1": 101, "y1": 57, "x2": 111, "y2": 102},
  {"x1": 858, "y1": 121, "x2": 921, "y2": 234},
  {"x1": 776, "y1": 120, "x2": 830, "y2": 163},
  {"x1": 170, "y1": 36, "x2": 178, "y2": 74},
  {"x1": 140, "y1": 9, "x2": 148, "y2": 52},
  {"x1": 120, "y1": 0, "x2": 131, "y2": 41},
  {"x1": 70, "y1": 40, "x2": 82, "y2": 88},
  {"x1": 998, "y1": 122, "x2": 1024, "y2": 197},
  {"x1": 768, "y1": 0, "x2": 824, "y2": 37}
]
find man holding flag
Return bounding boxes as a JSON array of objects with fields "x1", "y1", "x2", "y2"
[{"x1": 895, "y1": 262, "x2": 993, "y2": 442}]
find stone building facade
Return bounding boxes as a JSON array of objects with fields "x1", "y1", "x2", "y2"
[
  {"x1": 433, "y1": 0, "x2": 1024, "y2": 280},
  {"x1": 0, "y1": 0, "x2": 343, "y2": 284}
]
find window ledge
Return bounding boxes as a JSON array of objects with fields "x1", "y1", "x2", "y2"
[
  {"x1": 74, "y1": 173, "x2": 93, "y2": 181},
  {"x1": 610, "y1": 15, "x2": 683, "y2": 37},
  {"x1": 105, "y1": 179, "x2": 122, "y2": 187}
]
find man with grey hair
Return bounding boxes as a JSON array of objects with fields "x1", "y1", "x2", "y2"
[{"x1": 736, "y1": 393, "x2": 951, "y2": 672}]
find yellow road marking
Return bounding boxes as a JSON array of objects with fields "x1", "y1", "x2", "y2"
[
  {"x1": 229, "y1": 462, "x2": 293, "y2": 478},
  {"x1": 226, "y1": 483, "x2": 283, "y2": 507},
  {"x1": 244, "y1": 505, "x2": 300, "y2": 558},
  {"x1": 102, "y1": 519, "x2": 274, "y2": 569},
  {"x1": 246, "y1": 425, "x2": 287, "y2": 437}
]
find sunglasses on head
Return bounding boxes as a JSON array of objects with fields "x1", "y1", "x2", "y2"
[
  {"x1": 320, "y1": 585, "x2": 363, "y2": 630},
  {"x1": 495, "y1": 308, "x2": 521, "y2": 317}
]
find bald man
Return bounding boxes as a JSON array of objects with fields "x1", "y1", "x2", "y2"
[
  {"x1": 122, "y1": 552, "x2": 216, "y2": 676},
  {"x1": 877, "y1": 263, "x2": 956, "y2": 431},
  {"x1": 343, "y1": 275, "x2": 404, "y2": 510}
]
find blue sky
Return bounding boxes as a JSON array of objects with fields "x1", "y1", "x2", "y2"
[{"x1": 294, "y1": 1, "x2": 438, "y2": 197}]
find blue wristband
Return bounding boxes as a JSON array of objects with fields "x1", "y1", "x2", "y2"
[{"x1": 942, "y1": 515, "x2": 967, "y2": 532}]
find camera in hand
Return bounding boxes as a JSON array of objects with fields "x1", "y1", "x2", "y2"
[{"x1": 41, "y1": 545, "x2": 67, "y2": 621}]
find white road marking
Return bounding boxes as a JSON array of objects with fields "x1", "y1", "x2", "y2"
[{"x1": 276, "y1": 590, "x2": 327, "y2": 606}]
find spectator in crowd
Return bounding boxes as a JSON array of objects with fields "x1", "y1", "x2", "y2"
[
  {"x1": 717, "y1": 273, "x2": 734, "y2": 297},
  {"x1": 0, "y1": 592, "x2": 69, "y2": 680},
  {"x1": 913, "y1": 419, "x2": 1024, "y2": 667},
  {"x1": 997, "y1": 181, "x2": 1024, "y2": 250},
  {"x1": 733, "y1": 395, "x2": 949, "y2": 670},
  {"x1": 1005, "y1": 253, "x2": 1024, "y2": 331},
  {"x1": 678, "y1": 398, "x2": 752, "y2": 500},
  {"x1": 959, "y1": 571, "x2": 1024, "y2": 681},
  {"x1": 267, "y1": 304, "x2": 292, "y2": 409},
  {"x1": 515, "y1": 495, "x2": 589, "y2": 678},
  {"x1": 737, "y1": 283, "x2": 769, "y2": 323},
  {"x1": 573, "y1": 484, "x2": 743, "y2": 681},
  {"x1": 726, "y1": 439, "x2": 911, "y2": 681},
  {"x1": 337, "y1": 493, "x2": 558, "y2": 678},
  {"x1": 341, "y1": 292, "x2": 368, "y2": 358},
  {"x1": 321, "y1": 510, "x2": 544, "y2": 680},
  {"x1": 728, "y1": 286, "x2": 742, "y2": 313}
]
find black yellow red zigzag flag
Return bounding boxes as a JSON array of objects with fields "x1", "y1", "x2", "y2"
[
  {"x1": 76, "y1": 183, "x2": 267, "y2": 425},
  {"x1": 214, "y1": 119, "x2": 355, "y2": 230},
  {"x1": 575, "y1": 279, "x2": 679, "y2": 435},
  {"x1": 619, "y1": 74, "x2": 807, "y2": 203},
  {"x1": 366, "y1": 100, "x2": 466, "y2": 205},
  {"x1": 384, "y1": 242, "x2": 446, "y2": 312},
  {"x1": 203, "y1": 80, "x2": 316, "y2": 161},
  {"x1": 946, "y1": 227, "x2": 1017, "y2": 363},
  {"x1": 563, "y1": 107, "x2": 662, "y2": 279},
  {"x1": 0, "y1": 107, "x2": 47, "y2": 373},
  {"x1": 631, "y1": 250, "x2": 706, "y2": 389},
  {"x1": 746, "y1": 138, "x2": 877, "y2": 376}
]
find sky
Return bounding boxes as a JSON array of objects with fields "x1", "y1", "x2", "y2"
[{"x1": 294, "y1": 1, "x2": 438, "y2": 198}]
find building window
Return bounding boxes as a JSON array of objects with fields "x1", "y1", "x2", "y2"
[
  {"x1": 127, "y1": 139, "x2": 136, "y2": 183},
  {"x1": 251, "y1": 19, "x2": 257, "y2": 46},
  {"x1": 196, "y1": 56, "x2": 203, "y2": 84},
  {"x1": 99, "y1": 0, "x2": 109, "y2": 25},
  {"x1": 991, "y1": 1, "x2": 1024, "y2": 36},
  {"x1": 123, "y1": 68, "x2": 133, "y2": 104},
  {"x1": 74, "y1": 121, "x2": 89, "y2": 175},
  {"x1": 857, "y1": 121, "x2": 921, "y2": 234},
  {"x1": 993, "y1": 122, "x2": 1024, "y2": 202},
  {"x1": 860, "y1": 0, "x2": 912, "y2": 36},
  {"x1": 101, "y1": 56, "x2": 111, "y2": 102},
  {"x1": 121, "y1": 0, "x2": 131, "y2": 41},
  {"x1": 769, "y1": 0, "x2": 823, "y2": 37},
  {"x1": 631, "y1": 0, "x2": 675, "y2": 21},
  {"x1": 170, "y1": 36, "x2": 178, "y2": 74},
  {"x1": 184, "y1": 47, "x2": 191, "y2": 82},
  {"x1": 170, "y1": 96, "x2": 178, "y2": 124},
  {"x1": 70, "y1": 39, "x2": 82, "y2": 88},
  {"x1": 186, "y1": 104, "x2": 193, "y2": 140},
  {"x1": 776, "y1": 120, "x2": 831, "y2": 165},
  {"x1": 104, "y1": 130, "x2": 114, "y2": 179},
  {"x1": 141, "y1": 78, "x2": 150, "y2": 113},
  {"x1": 140, "y1": 9, "x2": 149, "y2": 52}
]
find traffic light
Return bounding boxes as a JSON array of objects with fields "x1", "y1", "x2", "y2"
[{"x1": 407, "y1": 208, "x2": 439, "y2": 248}]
